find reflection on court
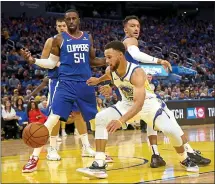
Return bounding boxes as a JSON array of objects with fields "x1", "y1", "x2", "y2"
[{"x1": 1, "y1": 124, "x2": 214, "y2": 183}]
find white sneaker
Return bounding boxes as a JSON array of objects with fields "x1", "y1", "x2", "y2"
[
  {"x1": 82, "y1": 146, "x2": 96, "y2": 157},
  {"x1": 46, "y1": 147, "x2": 61, "y2": 161}
]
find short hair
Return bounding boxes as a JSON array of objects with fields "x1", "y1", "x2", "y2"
[
  {"x1": 104, "y1": 41, "x2": 126, "y2": 54},
  {"x1": 65, "y1": 9, "x2": 79, "y2": 17},
  {"x1": 56, "y1": 17, "x2": 65, "y2": 23},
  {"x1": 123, "y1": 15, "x2": 140, "y2": 27}
]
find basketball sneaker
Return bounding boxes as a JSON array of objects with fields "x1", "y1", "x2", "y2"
[
  {"x1": 150, "y1": 154, "x2": 166, "y2": 168},
  {"x1": 187, "y1": 152, "x2": 211, "y2": 166},
  {"x1": 47, "y1": 146, "x2": 61, "y2": 161},
  {"x1": 82, "y1": 146, "x2": 96, "y2": 157},
  {"x1": 180, "y1": 157, "x2": 199, "y2": 172},
  {"x1": 76, "y1": 161, "x2": 108, "y2": 179},
  {"x1": 22, "y1": 155, "x2": 39, "y2": 173}
]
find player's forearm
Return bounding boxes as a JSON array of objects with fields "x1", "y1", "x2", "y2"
[
  {"x1": 119, "y1": 103, "x2": 143, "y2": 125},
  {"x1": 28, "y1": 82, "x2": 48, "y2": 98},
  {"x1": 127, "y1": 45, "x2": 158, "y2": 64},
  {"x1": 90, "y1": 57, "x2": 106, "y2": 67},
  {"x1": 33, "y1": 54, "x2": 59, "y2": 69},
  {"x1": 98, "y1": 74, "x2": 111, "y2": 83}
]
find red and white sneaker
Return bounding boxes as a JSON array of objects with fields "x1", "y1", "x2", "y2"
[
  {"x1": 22, "y1": 155, "x2": 39, "y2": 173},
  {"x1": 105, "y1": 155, "x2": 113, "y2": 163}
]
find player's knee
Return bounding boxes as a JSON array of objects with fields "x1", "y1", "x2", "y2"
[
  {"x1": 147, "y1": 125, "x2": 157, "y2": 136},
  {"x1": 163, "y1": 126, "x2": 183, "y2": 147},
  {"x1": 95, "y1": 111, "x2": 108, "y2": 127}
]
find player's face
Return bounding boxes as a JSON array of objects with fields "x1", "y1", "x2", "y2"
[
  {"x1": 105, "y1": 49, "x2": 121, "y2": 72},
  {"x1": 124, "y1": 19, "x2": 140, "y2": 39},
  {"x1": 65, "y1": 12, "x2": 80, "y2": 32},
  {"x1": 147, "y1": 75, "x2": 153, "y2": 82},
  {"x1": 56, "y1": 21, "x2": 67, "y2": 33}
]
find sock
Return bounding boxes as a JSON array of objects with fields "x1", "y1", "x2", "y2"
[
  {"x1": 62, "y1": 128, "x2": 66, "y2": 136},
  {"x1": 95, "y1": 152, "x2": 106, "y2": 167},
  {"x1": 151, "y1": 145, "x2": 159, "y2": 155},
  {"x1": 32, "y1": 146, "x2": 43, "y2": 157},
  {"x1": 50, "y1": 136, "x2": 57, "y2": 149},
  {"x1": 178, "y1": 151, "x2": 188, "y2": 162},
  {"x1": 184, "y1": 143, "x2": 194, "y2": 153},
  {"x1": 80, "y1": 133, "x2": 91, "y2": 147}
]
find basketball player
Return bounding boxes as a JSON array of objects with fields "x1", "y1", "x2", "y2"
[
  {"x1": 121, "y1": 15, "x2": 210, "y2": 168},
  {"x1": 76, "y1": 41, "x2": 200, "y2": 179},
  {"x1": 21, "y1": 14, "x2": 103, "y2": 173}
]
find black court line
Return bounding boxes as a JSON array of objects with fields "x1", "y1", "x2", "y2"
[{"x1": 135, "y1": 171, "x2": 215, "y2": 183}]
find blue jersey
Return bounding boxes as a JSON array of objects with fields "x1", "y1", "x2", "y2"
[
  {"x1": 47, "y1": 67, "x2": 58, "y2": 79},
  {"x1": 48, "y1": 36, "x2": 59, "y2": 79},
  {"x1": 59, "y1": 31, "x2": 92, "y2": 81},
  {"x1": 123, "y1": 36, "x2": 139, "y2": 64}
]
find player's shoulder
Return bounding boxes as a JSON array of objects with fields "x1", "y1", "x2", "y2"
[{"x1": 123, "y1": 37, "x2": 138, "y2": 46}]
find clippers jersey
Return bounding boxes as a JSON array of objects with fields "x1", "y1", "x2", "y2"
[
  {"x1": 59, "y1": 31, "x2": 92, "y2": 81},
  {"x1": 111, "y1": 62, "x2": 156, "y2": 103},
  {"x1": 123, "y1": 36, "x2": 139, "y2": 64}
]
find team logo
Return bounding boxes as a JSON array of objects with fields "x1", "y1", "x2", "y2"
[{"x1": 187, "y1": 107, "x2": 205, "y2": 119}]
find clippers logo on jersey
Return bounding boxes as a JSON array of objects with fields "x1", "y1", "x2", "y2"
[
  {"x1": 118, "y1": 85, "x2": 133, "y2": 101},
  {"x1": 187, "y1": 107, "x2": 205, "y2": 119},
  {"x1": 67, "y1": 44, "x2": 89, "y2": 53}
]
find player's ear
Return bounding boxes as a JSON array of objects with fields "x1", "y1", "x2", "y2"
[{"x1": 124, "y1": 27, "x2": 128, "y2": 34}]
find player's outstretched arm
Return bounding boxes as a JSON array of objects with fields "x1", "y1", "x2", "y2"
[
  {"x1": 20, "y1": 35, "x2": 62, "y2": 69},
  {"x1": 25, "y1": 77, "x2": 49, "y2": 101},
  {"x1": 119, "y1": 68, "x2": 146, "y2": 124},
  {"x1": 123, "y1": 37, "x2": 172, "y2": 72},
  {"x1": 89, "y1": 34, "x2": 106, "y2": 67},
  {"x1": 86, "y1": 67, "x2": 112, "y2": 86}
]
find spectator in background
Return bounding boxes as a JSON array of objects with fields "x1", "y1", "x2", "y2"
[
  {"x1": 1, "y1": 100, "x2": 19, "y2": 139},
  {"x1": 15, "y1": 97, "x2": 28, "y2": 138},
  {"x1": 27, "y1": 100, "x2": 47, "y2": 124},
  {"x1": 9, "y1": 74, "x2": 20, "y2": 88},
  {"x1": 147, "y1": 74, "x2": 155, "y2": 91}
]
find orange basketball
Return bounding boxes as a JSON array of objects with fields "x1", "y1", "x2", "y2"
[{"x1": 22, "y1": 123, "x2": 49, "y2": 148}]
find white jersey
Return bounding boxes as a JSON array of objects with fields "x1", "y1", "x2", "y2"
[{"x1": 111, "y1": 62, "x2": 156, "y2": 104}]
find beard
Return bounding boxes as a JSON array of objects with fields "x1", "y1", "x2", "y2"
[{"x1": 110, "y1": 61, "x2": 120, "y2": 72}]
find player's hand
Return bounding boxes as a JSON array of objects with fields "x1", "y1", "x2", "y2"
[
  {"x1": 99, "y1": 85, "x2": 112, "y2": 97},
  {"x1": 106, "y1": 120, "x2": 122, "y2": 133},
  {"x1": 86, "y1": 77, "x2": 100, "y2": 86},
  {"x1": 157, "y1": 59, "x2": 172, "y2": 73},
  {"x1": 20, "y1": 48, "x2": 36, "y2": 64}
]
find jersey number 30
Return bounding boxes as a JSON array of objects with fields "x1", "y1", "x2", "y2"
[{"x1": 74, "y1": 53, "x2": 85, "y2": 63}]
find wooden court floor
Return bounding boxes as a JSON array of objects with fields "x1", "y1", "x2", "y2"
[{"x1": 1, "y1": 124, "x2": 214, "y2": 183}]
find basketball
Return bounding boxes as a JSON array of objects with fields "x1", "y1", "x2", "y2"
[{"x1": 22, "y1": 123, "x2": 49, "y2": 148}]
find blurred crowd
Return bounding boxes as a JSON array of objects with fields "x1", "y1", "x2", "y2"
[{"x1": 1, "y1": 15, "x2": 214, "y2": 140}]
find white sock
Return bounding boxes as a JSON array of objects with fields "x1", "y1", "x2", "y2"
[
  {"x1": 62, "y1": 129, "x2": 66, "y2": 136},
  {"x1": 151, "y1": 145, "x2": 159, "y2": 155},
  {"x1": 32, "y1": 146, "x2": 43, "y2": 157},
  {"x1": 95, "y1": 152, "x2": 106, "y2": 167},
  {"x1": 80, "y1": 133, "x2": 91, "y2": 147},
  {"x1": 50, "y1": 136, "x2": 57, "y2": 149},
  {"x1": 184, "y1": 143, "x2": 194, "y2": 153},
  {"x1": 178, "y1": 151, "x2": 188, "y2": 162}
]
